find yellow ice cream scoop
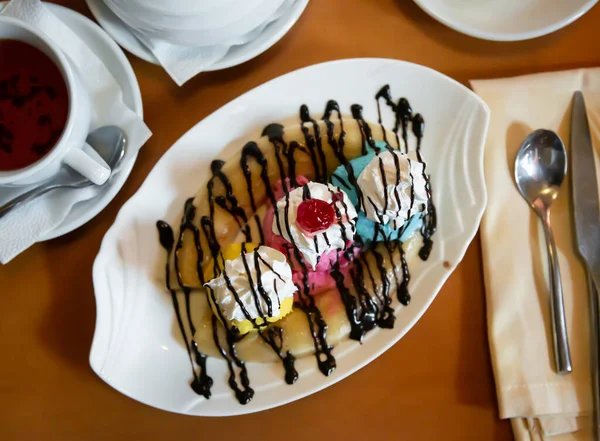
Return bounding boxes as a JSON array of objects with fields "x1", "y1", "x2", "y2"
[
  {"x1": 203, "y1": 243, "x2": 295, "y2": 335},
  {"x1": 202, "y1": 242, "x2": 258, "y2": 282},
  {"x1": 217, "y1": 297, "x2": 294, "y2": 336}
]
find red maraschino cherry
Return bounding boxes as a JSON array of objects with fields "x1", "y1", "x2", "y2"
[{"x1": 296, "y1": 198, "x2": 336, "y2": 234}]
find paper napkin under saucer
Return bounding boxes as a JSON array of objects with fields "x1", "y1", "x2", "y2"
[
  {"x1": 0, "y1": 0, "x2": 152, "y2": 264},
  {"x1": 121, "y1": 0, "x2": 296, "y2": 86},
  {"x1": 471, "y1": 69, "x2": 600, "y2": 441}
]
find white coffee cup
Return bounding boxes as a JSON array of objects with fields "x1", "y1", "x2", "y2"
[{"x1": 0, "y1": 17, "x2": 110, "y2": 186}]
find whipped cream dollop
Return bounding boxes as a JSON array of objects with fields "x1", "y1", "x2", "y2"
[
  {"x1": 204, "y1": 246, "x2": 296, "y2": 323},
  {"x1": 357, "y1": 150, "x2": 428, "y2": 230},
  {"x1": 272, "y1": 182, "x2": 358, "y2": 270}
]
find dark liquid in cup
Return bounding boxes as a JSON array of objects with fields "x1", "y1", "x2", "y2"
[{"x1": 0, "y1": 39, "x2": 69, "y2": 171}]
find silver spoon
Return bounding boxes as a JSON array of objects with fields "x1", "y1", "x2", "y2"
[
  {"x1": 0, "y1": 126, "x2": 126, "y2": 220},
  {"x1": 515, "y1": 129, "x2": 572, "y2": 375}
]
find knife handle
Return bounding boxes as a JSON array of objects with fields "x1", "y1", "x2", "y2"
[{"x1": 541, "y1": 209, "x2": 573, "y2": 375}]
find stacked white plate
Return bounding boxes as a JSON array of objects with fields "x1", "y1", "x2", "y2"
[
  {"x1": 102, "y1": 0, "x2": 290, "y2": 47},
  {"x1": 89, "y1": 0, "x2": 307, "y2": 84}
]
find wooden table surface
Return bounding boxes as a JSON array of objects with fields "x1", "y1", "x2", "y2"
[{"x1": 2, "y1": 1, "x2": 600, "y2": 439}]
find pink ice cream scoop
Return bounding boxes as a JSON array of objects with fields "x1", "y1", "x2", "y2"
[{"x1": 263, "y1": 176, "x2": 358, "y2": 298}]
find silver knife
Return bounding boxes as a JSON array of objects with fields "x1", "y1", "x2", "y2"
[
  {"x1": 588, "y1": 273, "x2": 600, "y2": 441},
  {"x1": 571, "y1": 92, "x2": 600, "y2": 290},
  {"x1": 571, "y1": 91, "x2": 600, "y2": 440}
]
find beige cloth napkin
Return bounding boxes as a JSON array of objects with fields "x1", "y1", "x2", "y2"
[{"x1": 471, "y1": 69, "x2": 600, "y2": 441}]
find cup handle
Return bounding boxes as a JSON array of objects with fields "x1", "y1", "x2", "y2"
[{"x1": 63, "y1": 143, "x2": 111, "y2": 185}]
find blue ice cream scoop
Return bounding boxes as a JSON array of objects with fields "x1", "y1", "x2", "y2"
[{"x1": 330, "y1": 142, "x2": 423, "y2": 244}]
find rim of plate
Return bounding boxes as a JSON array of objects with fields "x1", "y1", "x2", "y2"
[
  {"x1": 413, "y1": 0, "x2": 599, "y2": 41},
  {"x1": 91, "y1": 58, "x2": 490, "y2": 416},
  {"x1": 84, "y1": 0, "x2": 309, "y2": 71},
  {"x1": 26, "y1": 3, "x2": 143, "y2": 240}
]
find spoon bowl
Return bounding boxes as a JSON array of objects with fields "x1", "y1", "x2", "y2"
[
  {"x1": 515, "y1": 129, "x2": 567, "y2": 210},
  {"x1": 514, "y1": 128, "x2": 572, "y2": 375}
]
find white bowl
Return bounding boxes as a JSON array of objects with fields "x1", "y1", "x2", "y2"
[
  {"x1": 107, "y1": 0, "x2": 262, "y2": 29},
  {"x1": 103, "y1": 0, "x2": 286, "y2": 46},
  {"x1": 86, "y1": 0, "x2": 309, "y2": 71},
  {"x1": 414, "y1": 0, "x2": 598, "y2": 41}
]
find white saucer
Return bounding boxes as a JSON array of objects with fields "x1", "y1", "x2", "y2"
[
  {"x1": 85, "y1": 0, "x2": 309, "y2": 71},
  {"x1": 414, "y1": 0, "x2": 598, "y2": 41},
  {"x1": 0, "y1": 2, "x2": 143, "y2": 240}
]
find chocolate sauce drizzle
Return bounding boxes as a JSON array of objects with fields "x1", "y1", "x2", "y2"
[
  {"x1": 211, "y1": 315, "x2": 254, "y2": 404},
  {"x1": 300, "y1": 105, "x2": 327, "y2": 183},
  {"x1": 258, "y1": 327, "x2": 299, "y2": 384},
  {"x1": 374, "y1": 85, "x2": 437, "y2": 259},
  {"x1": 412, "y1": 114, "x2": 437, "y2": 260},
  {"x1": 156, "y1": 220, "x2": 213, "y2": 399},
  {"x1": 242, "y1": 128, "x2": 336, "y2": 376},
  {"x1": 157, "y1": 85, "x2": 436, "y2": 404}
]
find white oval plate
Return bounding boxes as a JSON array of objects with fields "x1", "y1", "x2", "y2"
[
  {"x1": 414, "y1": 0, "x2": 598, "y2": 41},
  {"x1": 85, "y1": 0, "x2": 309, "y2": 71},
  {"x1": 91, "y1": 58, "x2": 490, "y2": 416}
]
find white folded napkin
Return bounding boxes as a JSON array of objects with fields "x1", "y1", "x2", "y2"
[
  {"x1": 0, "y1": 0, "x2": 152, "y2": 264},
  {"x1": 471, "y1": 69, "x2": 600, "y2": 441},
  {"x1": 113, "y1": 0, "x2": 296, "y2": 86}
]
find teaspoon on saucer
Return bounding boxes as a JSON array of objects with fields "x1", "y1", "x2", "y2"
[
  {"x1": 0, "y1": 126, "x2": 126, "y2": 220},
  {"x1": 514, "y1": 129, "x2": 572, "y2": 375}
]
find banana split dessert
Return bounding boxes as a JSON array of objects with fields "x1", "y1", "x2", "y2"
[{"x1": 157, "y1": 85, "x2": 436, "y2": 404}]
